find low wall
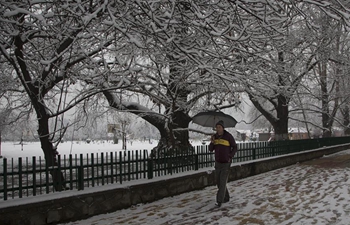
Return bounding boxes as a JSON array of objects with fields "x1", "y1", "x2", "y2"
[{"x1": 1, "y1": 144, "x2": 350, "y2": 225}]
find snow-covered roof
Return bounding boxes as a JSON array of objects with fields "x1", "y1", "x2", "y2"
[{"x1": 288, "y1": 127, "x2": 308, "y2": 133}]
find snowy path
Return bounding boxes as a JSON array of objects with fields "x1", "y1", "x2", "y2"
[{"x1": 61, "y1": 150, "x2": 350, "y2": 225}]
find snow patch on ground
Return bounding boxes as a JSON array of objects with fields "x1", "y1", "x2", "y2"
[{"x1": 59, "y1": 150, "x2": 350, "y2": 225}]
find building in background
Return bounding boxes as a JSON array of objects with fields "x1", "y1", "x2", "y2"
[{"x1": 288, "y1": 128, "x2": 309, "y2": 140}]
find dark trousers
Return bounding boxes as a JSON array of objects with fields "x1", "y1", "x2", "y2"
[{"x1": 214, "y1": 161, "x2": 230, "y2": 203}]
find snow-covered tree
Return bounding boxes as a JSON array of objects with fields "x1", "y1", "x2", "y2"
[
  {"x1": 1, "y1": 1, "x2": 350, "y2": 186},
  {"x1": 234, "y1": 1, "x2": 350, "y2": 140},
  {"x1": 0, "y1": 0, "x2": 131, "y2": 190},
  {"x1": 287, "y1": 5, "x2": 350, "y2": 138}
]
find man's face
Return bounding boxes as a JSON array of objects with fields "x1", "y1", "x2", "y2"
[{"x1": 216, "y1": 125, "x2": 224, "y2": 135}]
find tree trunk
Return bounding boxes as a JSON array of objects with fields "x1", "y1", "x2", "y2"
[
  {"x1": 318, "y1": 16, "x2": 337, "y2": 138},
  {"x1": 248, "y1": 92, "x2": 289, "y2": 141},
  {"x1": 319, "y1": 61, "x2": 332, "y2": 137},
  {"x1": 14, "y1": 32, "x2": 66, "y2": 191},
  {"x1": 154, "y1": 110, "x2": 192, "y2": 156},
  {"x1": 343, "y1": 105, "x2": 350, "y2": 135},
  {"x1": 151, "y1": 110, "x2": 193, "y2": 174},
  {"x1": 273, "y1": 52, "x2": 289, "y2": 140},
  {"x1": 103, "y1": 90, "x2": 193, "y2": 157},
  {"x1": 273, "y1": 95, "x2": 289, "y2": 140},
  {"x1": 0, "y1": 131, "x2": 2, "y2": 158},
  {"x1": 38, "y1": 112, "x2": 66, "y2": 191},
  {"x1": 248, "y1": 51, "x2": 290, "y2": 140}
]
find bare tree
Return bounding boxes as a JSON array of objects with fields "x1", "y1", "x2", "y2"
[{"x1": 0, "y1": 0, "x2": 130, "y2": 190}]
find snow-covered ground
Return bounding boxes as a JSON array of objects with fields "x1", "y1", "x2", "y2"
[
  {"x1": 0, "y1": 140, "x2": 164, "y2": 159},
  {"x1": 58, "y1": 150, "x2": 350, "y2": 225},
  {"x1": 0, "y1": 139, "x2": 212, "y2": 159}
]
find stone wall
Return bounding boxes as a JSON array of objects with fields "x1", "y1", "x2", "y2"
[{"x1": 1, "y1": 144, "x2": 350, "y2": 225}]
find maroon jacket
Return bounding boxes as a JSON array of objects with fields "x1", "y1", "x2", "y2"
[{"x1": 209, "y1": 130, "x2": 237, "y2": 163}]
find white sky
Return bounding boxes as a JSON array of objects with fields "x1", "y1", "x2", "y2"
[{"x1": 1, "y1": 141, "x2": 350, "y2": 224}]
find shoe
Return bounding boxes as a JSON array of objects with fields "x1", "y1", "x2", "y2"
[
  {"x1": 223, "y1": 199, "x2": 229, "y2": 203},
  {"x1": 215, "y1": 202, "x2": 222, "y2": 207}
]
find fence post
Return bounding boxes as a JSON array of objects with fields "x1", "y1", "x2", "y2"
[
  {"x1": 147, "y1": 158, "x2": 153, "y2": 179},
  {"x1": 119, "y1": 151, "x2": 123, "y2": 184},
  {"x1": 69, "y1": 154, "x2": 73, "y2": 190},
  {"x1": 57, "y1": 154, "x2": 63, "y2": 190},
  {"x1": 18, "y1": 157, "x2": 22, "y2": 198},
  {"x1": 101, "y1": 152, "x2": 105, "y2": 185},
  {"x1": 252, "y1": 148, "x2": 256, "y2": 160},
  {"x1": 78, "y1": 154, "x2": 84, "y2": 190},
  {"x1": 194, "y1": 154, "x2": 199, "y2": 170},
  {"x1": 78, "y1": 165, "x2": 84, "y2": 190},
  {"x1": 3, "y1": 158, "x2": 7, "y2": 200},
  {"x1": 32, "y1": 156, "x2": 36, "y2": 196}
]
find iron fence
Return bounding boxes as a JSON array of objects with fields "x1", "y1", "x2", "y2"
[{"x1": 1, "y1": 136, "x2": 350, "y2": 201}]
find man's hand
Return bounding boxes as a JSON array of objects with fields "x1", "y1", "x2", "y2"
[{"x1": 211, "y1": 135, "x2": 215, "y2": 144}]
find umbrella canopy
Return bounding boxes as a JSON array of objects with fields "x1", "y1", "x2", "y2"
[{"x1": 191, "y1": 111, "x2": 238, "y2": 128}]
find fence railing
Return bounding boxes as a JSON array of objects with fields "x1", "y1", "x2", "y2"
[{"x1": 1, "y1": 136, "x2": 350, "y2": 201}]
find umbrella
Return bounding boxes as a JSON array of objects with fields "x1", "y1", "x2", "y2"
[{"x1": 191, "y1": 111, "x2": 238, "y2": 128}]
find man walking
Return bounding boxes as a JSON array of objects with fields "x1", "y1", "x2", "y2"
[{"x1": 209, "y1": 120, "x2": 237, "y2": 207}]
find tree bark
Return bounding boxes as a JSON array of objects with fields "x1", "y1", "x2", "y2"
[
  {"x1": 319, "y1": 61, "x2": 332, "y2": 137},
  {"x1": 38, "y1": 114, "x2": 66, "y2": 191},
  {"x1": 274, "y1": 95, "x2": 289, "y2": 140},
  {"x1": 342, "y1": 105, "x2": 350, "y2": 135},
  {"x1": 14, "y1": 32, "x2": 66, "y2": 191},
  {"x1": 103, "y1": 90, "x2": 193, "y2": 156},
  {"x1": 248, "y1": 93, "x2": 289, "y2": 141},
  {"x1": 247, "y1": 52, "x2": 290, "y2": 140}
]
